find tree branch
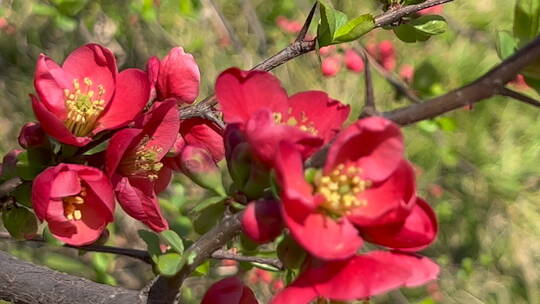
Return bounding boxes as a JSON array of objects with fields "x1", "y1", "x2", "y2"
[
  {"x1": 0, "y1": 250, "x2": 141, "y2": 304},
  {"x1": 497, "y1": 87, "x2": 540, "y2": 107},
  {"x1": 145, "y1": 212, "x2": 243, "y2": 304},
  {"x1": 0, "y1": 177, "x2": 22, "y2": 200},
  {"x1": 361, "y1": 50, "x2": 377, "y2": 116},
  {"x1": 384, "y1": 35, "x2": 540, "y2": 125},
  {"x1": 211, "y1": 249, "x2": 284, "y2": 270}
]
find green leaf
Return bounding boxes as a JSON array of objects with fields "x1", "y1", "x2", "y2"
[
  {"x1": 514, "y1": 0, "x2": 540, "y2": 46},
  {"x1": 190, "y1": 196, "x2": 224, "y2": 214},
  {"x1": 496, "y1": 30, "x2": 518, "y2": 60},
  {"x1": 160, "y1": 230, "x2": 184, "y2": 255},
  {"x1": 394, "y1": 24, "x2": 430, "y2": 43},
  {"x1": 251, "y1": 262, "x2": 280, "y2": 272},
  {"x1": 193, "y1": 202, "x2": 225, "y2": 234},
  {"x1": 193, "y1": 260, "x2": 210, "y2": 276},
  {"x1": 138, "y1": 230, "x2": 162, "y2": 263},
  {"x1": 317, "y1": 0, "x2": 347, "y2": 47},
  {"x1": 83, "y1": 140, "x2": 110, "y2": 156},
  {"x1": 12, "y1": 182, "x2": 32, "y2": 208},
  {"x1": 333, "y1": 14, "x2": 375, "y2": 43},
  {"x1": 157, "y1": 253, "x2": 184, "y2": 276},
  {"x1": 2, "y1": 207, "x2": 38, "y2": 240},
  {"x1": 411, "y1": 15, "x2": 447, "y2": 35}
]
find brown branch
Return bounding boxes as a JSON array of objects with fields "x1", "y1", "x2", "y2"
[
  {"x1": 211, "y1": 249, "x2": 284, "y2": 270},
  {"x1": 359, "y1": 45, "x2": 422, "y2": 104},
  {"x1": 145, "y1": 212, "x2": 243, "y2": 304},
  {"x1": 374, "y1": 0, "x2": 454, "y2": 27},
  {"x1": 0, "y1": 177, "x2": 22, "y2": 200},
  {"x1": 0, "y1": 250, "x2": 141, "y2": 304},
  {"x1": 498, "y1": 87, "x2": 540, "y2": 107},
  {"x1": 384, "y1": 35, "x2": 540, "y2": 125},
  {"x1": 361, "y1": 50, "x2": 377, "y2": 116}
]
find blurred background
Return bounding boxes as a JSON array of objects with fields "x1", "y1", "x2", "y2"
[{"x1": 1, "y1": 0, "x2": 540, "y2": 303}]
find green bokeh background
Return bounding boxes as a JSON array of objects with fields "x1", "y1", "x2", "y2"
[{"x1": 1, "y1": 0, "x2": 540, "y2": 303}]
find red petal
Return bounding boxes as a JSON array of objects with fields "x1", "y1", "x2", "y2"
[
  {"x1": 115, "y1": 176, "x2": 169, "y2": 232},
  {"x1": 180, "y1": 118, "x2": 224, "y2": 162},
  {"x1": 31, "y1": 95, "x2": 91, "y2": 146},
  {"x1": 105, "y1": 128, "x2": 143, "y2": 176},
  {"x1": 154, "y1": 166, "x2": 172, "y2": 194},
  {"x1": 215, "y1": 68, "x2": 289, "y2": 124},
  {"x1": 156, "y1": 47, "x2": 200, "y2": 103},
  {"x1": 140, "y1": 100, "x2": 180, "y2": 159},
  {"x1": 95, "y1": 68, "x2": 150, "y2": 133},
  {"x1": 288, "y1": 91, "x2": 350, "y2": 143},
  {"x1": 282, "y1": 207, "x2": 363, "y2": 261},
  {"x1": 77, "y1": 166, "x2": 116, "y2": 222},
  {"x1": 325, "y1": 117, "x2": 403, "y2": 182},
  {"x1": 32, "y1": 166, "x2": 60, "y2": 221},
  {"x1": 284, "y1": 251, "x2": 439, "y2": 302},
  {"x1": 201, "y1": 277, "x2": 258, "y2": 304},
  {"x1": 62, "y1": 44, "x2": 117, "y2": 104},
  {"x1": 361, "y1": 197, "x2": 438, "y2": 251},
  {"x1": 34, "y1": 54, "x2": 71, "y2": 118},
  {"x1": 241, "y1": 200, "x2": 283, "y2": 244},
  {"x1": 50, "y1": 169, "x2": 81, "y2": 199},
  {"x1": 245, "y1": 109, "x2": 321, "y2": 166},
  {"x1": 348, "y1": 160, "x2": 416, "y2": 226},
  {"x1": 271, "y1": 277, "x2": 318, "y2": 304}
]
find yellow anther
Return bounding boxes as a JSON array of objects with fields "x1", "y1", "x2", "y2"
[
  {"x1": 84, "y1": 77, "x2": 92, "y2": 86},
  {"x1": 73, "y1": 210, "x2": 82, "y2": 220}
]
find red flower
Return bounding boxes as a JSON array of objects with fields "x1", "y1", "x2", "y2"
[
  {"x1": 163, "y1": 118, "x2": 224, "y2": 170},
  {"x1": 272, "y1": 251, "x2": 439, "y2": 304},
  {"x1": 18, "y1": 122, "x2": 47, "y2": 149},
  {"x1": 399, "y1": 64, "x2": 415, "y2": 83},
  {"x1": 344, "y1": 49, "x2": 364, "y2": 73},
  {"x1": 215, "y1": 68, "x2": 349, "y2": 165},
  {"x1": 241, "y1": 199, "x2": 283, "y2": 243},
  {"x1": 201, "y1": 277, "x2": 258, "y2": 304},
  {"x1": 105, "y1": 100, "x2": 179, "y2": 232},
  {"x1": 321, "y1": 55, "x2": 342, "y2": 77},
  {"x1": 33, "y1": 44, "x2": 150, "y2": 146},
  {"x1": 151, "y1": 47, "x2": 200, "y2": 103},
  {"x1": 31, "y1": 164, "x2": 115, "y2": 246},
  {"x1": 276, "y1": 16, "x2": 303, "y2": 34},
  {"x1": 275, "y1": 117, "x2": 437, "y2": 260},
  {"x1": 418, "y1": 4, "x2": 444, "y2": 15}
]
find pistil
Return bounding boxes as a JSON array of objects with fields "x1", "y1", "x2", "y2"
[{"x1": 64, "y1": 77, "x2": 106, "y2": 137}]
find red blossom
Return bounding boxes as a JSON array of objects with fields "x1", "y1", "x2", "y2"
[
  {"x1": 272, "y1": 251, "x2": 439, "y2": 304},
  {"x1": 201, "y1": 277, "x2": 258, "y2": 304},
  {"x1": 18, "y1": 122, "x2": 47, "y2": 149},
  {"x1": 274, "y1": 117, "x2": 437, "y2": 260},
  {"x1": 33, "y1": 44, "x2": 150, "y2": 146},
  {"x1": 215, "y1": 68, "x2": 349, "y2": 165},
  {"x1": 418, "y1": 4, "x2": 444, "y2": 15},
  {"x1": 276, "y1": 16, "x2": 303, "y2": 34},
  {"x1": 344, "y1": 49, "x2": 365, "y2": 73},
  {"x1": 105, "y1": 100, "x2": 179, "y2": 232},
  {"x1": 321, "y1": 55, "x2": 342, "y2": 77},
  {"x1": 152, "y1": 47, "x2": 200, "y2": 103},
  {"x1": 241, "y1": 199, "x2": 283, "y2": 243},
  {"x1": 31, "y1": 164, "x2": 115, "y2": 246},
  {"x1": 399, "y1": 64, "x2": 415, "y2": 83}
]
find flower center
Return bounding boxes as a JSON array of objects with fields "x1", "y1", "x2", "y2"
[
  {"x1": 315, "y1": 164, "x2": 370, "y2": 216},
  {"x1": 64, "y1": 77, "x2": 106, "y2": 137},
  {"x1": 272, "y1": 110, "x2": 318, "y2": 135},
  {"x1": 120, "y1": 136, "x2": 164, "y2": 180},
  {"x1": 63, "y1": 186, "x2": 86, "y2": 221}
]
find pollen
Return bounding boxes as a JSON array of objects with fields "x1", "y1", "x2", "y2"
[
  {"x1": 272, "y1": 109, "x2": 318, "y2": 135},
  {"x1": 64, "y1": 77, "x2": 106, "y2": 137},
  {"x1": 119, "y1": 136, "x2": 164, "y2": 180},
  {"x1": 63, "y1": 187, "x2": 86, "y2": 221},
  {"x1": 315, "y1": 163, "x2": 371, "y2": 216}
]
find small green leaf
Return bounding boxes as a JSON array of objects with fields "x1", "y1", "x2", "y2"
[
  {"x1": 394, "y1": 24, "x2": 428, "y2": 43},
  {"x1": 138, "y1": 230, "x2": 162, "y2": 263},
  {"x1": 157, "y1": 253, "x2": 184, "y2": 276},
  {"x1": 160, "y1": 230, "x2": 184, "y2": 255},
  {"x1": 411, "y1": 15, "x2": 447, "y2": 35},
  {"x1": 190, "y1": 196, "x2": 224, "y2": 214},
  {"x1": 193, "y1": 202, "x2": 225, "y2": 234},
  {"x1": 12, "y1": 182, "x2": 32, "y2": 208},
  {"x1": 317, "y1": 0, "x2": 347, "y2": 47},
  {"x1": 83, "y1": 140, "x2": 110, "y2": 156},
  {"x1": 251, "y1": 262, "x2": 280, "y2": 272},
  {"x1": 2, "y1": 207, "x2": 38, "y2": 240},
  {"x1": 186, "y1": 251, "x2": 197, "y2": 265},
  {"x1": 333, "y1": 14, "x2": 375, "y2": 43},
  {"x1": 514, "y1": 0, "x2": 540, "y2": 46},
  {"x1": 496, "y1": 31, "x2": 518, "y2": 60},
  {"x1": 193, "y1": 260, "x2": 210, "y2": 276}
]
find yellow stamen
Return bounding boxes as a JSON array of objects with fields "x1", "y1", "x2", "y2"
[{"x1": 63, "y1": 77, "x2": 106, "y2": 137}]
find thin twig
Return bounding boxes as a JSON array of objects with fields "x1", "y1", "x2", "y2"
[
  {"x1": 359, "y1": 45, "x2": 422, "y2": 104},
  {"x1": 0, "y1": 177, "x2": 22, "y2": 200},
  {"x1": 361, "y1": 50, "x2": 377, "y2": 116},
  {"x1": 242, "y1": 0, "x2": 267, "y2": 53},
  {"x1": 211, "y1": 249, "x2": 284, "y2": 270},
  {"x1": 498, "y1": 87, "x2": 540, "y2": 107},
  {"x1": 206, "y1": 0, "x2": 243, "y2": 52}
]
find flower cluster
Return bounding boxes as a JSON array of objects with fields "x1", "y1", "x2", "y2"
[
  {"x1": 7, "y1": 43, "x2": 209, "y2": 245},
  {"x1": 3, "y1": 42, "x2": 440, "y2": 302}
]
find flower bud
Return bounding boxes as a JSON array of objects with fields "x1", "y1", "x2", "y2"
[
  {"x1": 18, "y1": 122, "x2": 47, "y2": 149},
  {"x1": 241, "y1": 199, "x2": 283, "y2": 244},
  {"x1": 180, "y1": 146, "x2": 225, "y2": 196},
  {"x1": 321, "y1": 55, "x2": 341, "y2": 77},
  {"x1": 399, "y1": 64, "x2": 415, "y2": 83},
  {"x1": 344, "y1": 49, "x2": 364, "y2": 73},
  {"x1": 201, "y1": 277, "x2": 258, "y2": 304},
  {"x1": 156, "y1": 47, "x2": 200, "y2": 103}
]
